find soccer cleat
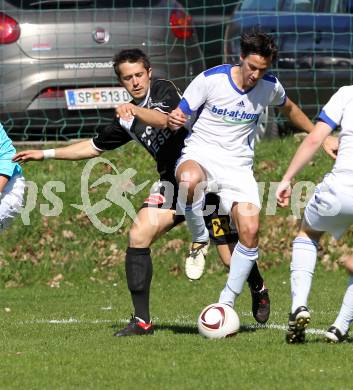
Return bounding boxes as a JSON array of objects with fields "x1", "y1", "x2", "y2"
[
  {"x1": 113, "y1": 316, "x2": 154, "y2": 337},
  {"x1": 250, "y1": 286, "x2": 270, "y2": 324},
  {"x1": 286, "y1": 306, "x2": 311, "y2": 344},
  {"x1": 325, "y1": 326, "x2": 347, "y2": 343},
  {"x1": 185, "y1": 242, "x2": 209, "y2": 280}
]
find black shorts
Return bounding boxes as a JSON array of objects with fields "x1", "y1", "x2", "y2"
[
  {"x1": 203, "y1": 193, "x2": 239, "y2": 245},
  {"x1": 141, "y1": 181, "x2": 238, "y2": 245}
]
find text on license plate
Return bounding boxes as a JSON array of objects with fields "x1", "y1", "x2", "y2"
[{"x1": 65, "y1": 87, "x2": 132, "y2": 109}]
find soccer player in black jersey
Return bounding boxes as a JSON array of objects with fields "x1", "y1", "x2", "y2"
[{"x1": 14, "y1": 49, "x2": 270, "y2": 336}]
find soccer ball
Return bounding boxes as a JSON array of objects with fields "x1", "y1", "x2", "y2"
[{"x1": 197, "y1": 303, "x2": 240, "y2": 339}]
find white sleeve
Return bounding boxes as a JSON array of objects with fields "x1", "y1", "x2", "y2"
[
  {"x1": 178, "y1": 72, "x2": 208, "y2": 115},
  {"x1": 318, "y1": 87, "x2": 348, "y2": 129},
  {"x1": 270, "y1": 79, "x2": 286, "y2": 107}
]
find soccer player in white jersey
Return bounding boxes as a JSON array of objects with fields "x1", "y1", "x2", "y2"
[
  {"x1": 168, "y1": 32, "x2": 337, "y2": 315},
  {"x1": 0, "y1": 123, "x2": 25, "y2": 232},
  {"x1": 14, "y1": 49, "x2": 275, "y2": 335},
  {"x1": 277, "y1": 86, "x2": 353, "y2": 343}
]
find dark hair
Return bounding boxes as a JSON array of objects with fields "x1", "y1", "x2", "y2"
[
  {"x1": 113, "y1": 48, "x2": 151, "y2": 78},
  {"x1": 240, "y1": 32, "x2": 278, "y2": 62}
]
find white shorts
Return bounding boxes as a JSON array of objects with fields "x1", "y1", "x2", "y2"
[
  {"x1": 175, "y1": 145, "x2": 261, "y2": 214},
  {"x1": 0, "y1": 174, "x2": 25, "y2": 232},
  {"x1": 304, "y1": 171, "x2": 353, "y2": 239}
]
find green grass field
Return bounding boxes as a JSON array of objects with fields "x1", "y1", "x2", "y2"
[{"x1": 1, "y1": 137, "x2": 352, "y2": 389}]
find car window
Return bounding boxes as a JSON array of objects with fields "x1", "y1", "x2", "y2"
[
  {"x1": 239, "y1": 0, "x2": 352, "y2": 13},
  {"x1": 5, "y1": 0, "x2": 159, "y2": 9}
]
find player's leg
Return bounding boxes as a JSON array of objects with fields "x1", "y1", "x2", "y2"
[
  {"x1": 326, "y1": 257, "x2": 353, "y2": 342},
  {"x1": 286, "y1": 218, "x2": 322, "y2": 343},
  {"x1": 288, "y1": 173, "x2": 353, "y2": 343},
  {"x1": 204, "y1": 195, "x2": 270, "y2": 323},
  {"x1": 114, "y1": 207, "x2": 179, "y2": 337},
  {"x1": 216, "y1": 242, "x2": 270, "y2": 323},
  {"x1": 176, "y1": 160, "x2": 209, "y2": 280},
  {"x1": 0, "y1": 174, "x2": 25, "y2": 232},
  {"x1": 290, "y1": 219, "x2": 322, "y2": 312},
  {"x1": 324, "y1": 184, "x2": 353, "y2": 342},
  {"x1": 114, "y1": 180, "x2": 183, "y2": 337},
  {"x1": 218, "y1": 202, "x2": 260, "y2": 308}
]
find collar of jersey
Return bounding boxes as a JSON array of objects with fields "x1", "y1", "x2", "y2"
[
  {"x1": 136, "y1": 87, "x2": 151, "y2": 107},
  {"x1": 227, "y1": 64, "x2": 256, "y2": 95}
]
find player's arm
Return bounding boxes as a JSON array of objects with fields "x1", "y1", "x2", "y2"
[
  {"x1": 168, "y1": 72, "x2": 208, "y2": 130},
  {"x1": 279, "y1": 97, "x2": 338, "y2": 159},
  {"x1": 13, "y1": 139, "x2": 101, "y2": 163},
  {"x1": 276, "y1": 121, "x2": 332, "y2": 207},
  {"x1": 279, "y1": 97, "x2": 314, "y2": 133},
  {"x1": 168, "y1": 107, "x2": 188, "y2": 129},
  {"x1": 132, "y1": 105, "x2": 169, "y2": 129},
  {"x1": 116, "y1": 103, "x2": 168, "y2": 129}
]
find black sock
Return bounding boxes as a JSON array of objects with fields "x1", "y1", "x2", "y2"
[
  {"x1": 247, "y1": 262, "x2": 264, "y2": 291},
  {"x1": 125, "y1": 247, "x2": 153, "y2": 323}
]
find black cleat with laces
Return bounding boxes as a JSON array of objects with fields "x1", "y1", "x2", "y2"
[
  {"x1": 286, "y1": 306, "x2": 311, "y2": 344},
  {"x1": 325, "y1": 326, "x2": 348, "y2": 343},
  {"x1": 113, "y1": 316, "x2": 154, "y2": 337},
  {"x1": 251, "y1": 287, "x2": 270, "y2": 324}
]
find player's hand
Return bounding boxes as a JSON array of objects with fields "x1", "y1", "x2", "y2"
[
  {"x1": 322, "y1": 135, "x2": 338, "y2": 160},
  {"x1": 168, "y1": 108, "x2": 187, "y2": 130},
  {"x1": 116, "y1": 103, "x2": 136, "y2": 121},
  {"x1": 13, "y1": 150, "x2": 44, "y2": 163},
  {"x1": 276, "y1": 180, "x2": 292, "y2": 207}
]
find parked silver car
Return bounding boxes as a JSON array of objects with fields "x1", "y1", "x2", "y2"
[{"x1": 0, "y1": 0, "x2": 205, "y2": 139}]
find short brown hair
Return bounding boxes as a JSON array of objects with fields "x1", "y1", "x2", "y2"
[
  {"x1": 240, "y1": 32, "x2": 278, "y2": 62},
  {"x1": 113, "y1": 49, "x2": 151, "y2": 79}
]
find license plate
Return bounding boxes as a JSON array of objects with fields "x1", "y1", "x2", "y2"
[{"x1": 65, "y1": 87, "x2": 132, "y2": 109}]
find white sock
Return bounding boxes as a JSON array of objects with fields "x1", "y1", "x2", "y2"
[
  {"x1": 290, "y1": 237, "x2": 318, "y2": 313},
  {"x1": 219, "y1": 242, "x2": 258, "y2": 307},
  {"x1": 178, "y1": 195, "x2": 209, "y2": 243},
  {"x1": 333, "y1": 276, "x2": 353, "y2": 335}
]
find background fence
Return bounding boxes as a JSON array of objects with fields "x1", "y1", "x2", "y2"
[{"x1": 1, "y1": 0, "x2": 352, "y2": 140}]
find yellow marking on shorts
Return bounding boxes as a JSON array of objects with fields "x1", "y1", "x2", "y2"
[{"x1": 212, "y1": 217, "x2": 231, "y2": 237}]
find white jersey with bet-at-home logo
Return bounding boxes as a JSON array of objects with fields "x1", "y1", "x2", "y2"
[
  {"x1": 318, "y1": 85, "x2": 353, "y2": 175},
  {"x1": 303, "y1": 86, "x2": 353, "y2": 240},
  {"x1": 179, "y1": 64, "x2": 286, "y2": 168}
]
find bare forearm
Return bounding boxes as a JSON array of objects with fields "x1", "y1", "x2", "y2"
[
  {"x1": 283, "y1": 102, "x2": 314, "y2": 134},
  {"x1": 282, "y1": 137, "x2": 321, "y2": 182},
  {"x1": 134, "y1": 106, "x2": 168, "y2": 129},
  {"x1": 283, "y1": 122, "x2": 332, "y2": 181},
  {"x1": 13, "y1": 139, "x2": 101, "y2": 163},
  {"x1": 54, "y1": 140, "x2": 100, "y2": 160}
]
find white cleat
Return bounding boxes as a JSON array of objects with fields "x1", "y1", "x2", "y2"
[{"x1": 185, "y1": 242, "x2": 209, "y2": 280}]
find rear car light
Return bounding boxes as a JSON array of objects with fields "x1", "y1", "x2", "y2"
[
  {"x1": 170, "y1": 9, "x2": 193, "y2": 39},
  {"x1": 38, "y1": 88, "x2": 66, "y2": 99},
  {"x1": 0, "y1": 12, "x2": 20, "y2": 44}
]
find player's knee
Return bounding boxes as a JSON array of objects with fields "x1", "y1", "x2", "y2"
[
  {"x1": 125, "y1": 247, "x2": 152, "y2": 292},
  {"x1": 238, "y1": 224, "x2": 259, "y2": 248},
  {"x1": 178, "y1": 171, "x2": 205, "y2": 202},
  {"x1": 298, "y1": 225, "x2": 322, "y2": 242}
]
